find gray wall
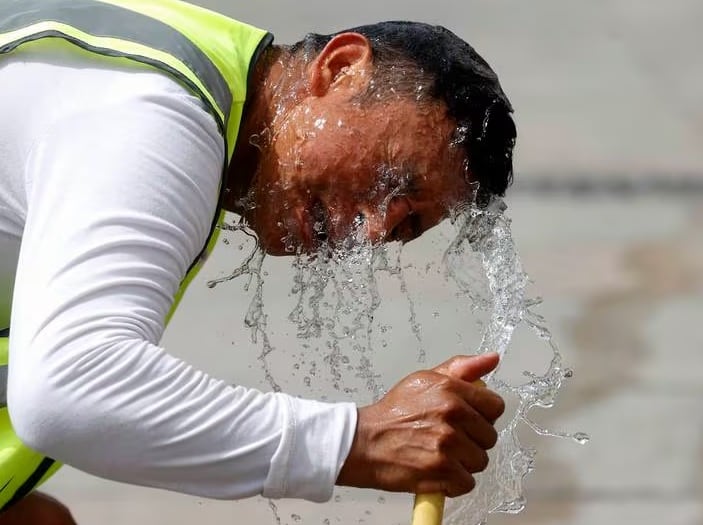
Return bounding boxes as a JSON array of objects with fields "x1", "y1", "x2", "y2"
[{"x1": 201, "y1": 0, "x2": 703, "y2": 179}]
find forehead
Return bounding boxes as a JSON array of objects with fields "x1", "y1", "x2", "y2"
[{"x1": 365, "y1": 98, "x2": 467, "y2": 183}]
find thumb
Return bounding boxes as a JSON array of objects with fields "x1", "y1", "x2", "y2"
[{"x1": 433, "y1": 353, "x2": 500, "y2": 383}]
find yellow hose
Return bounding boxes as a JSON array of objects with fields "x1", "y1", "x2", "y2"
[
  {"x1": 410, "y1": 380, "x2": 486, "y2": 525},
  {"x1": 412, "y1": 493, "x2": 446, "y2": 525}
]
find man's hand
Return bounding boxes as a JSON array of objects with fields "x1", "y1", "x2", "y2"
[{"x1": 337, "y1": 353, "x2": 504, "y2": 498}]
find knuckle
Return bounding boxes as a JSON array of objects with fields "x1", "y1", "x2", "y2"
[
  {"x1": 435, "y1": 425, "x2": 457, "y2": 449},
  {"x1": 445, "y1": 485, "x2": 462, "y2": 498},
  {"x1": 447, "y1": 355, "x2": 465, "y2": 370},
  {"x1": 492, "y1": 395, "x2": 506, "y2": 418},
  {"x1": 465, "y1": 474, "x2": 477, "y2": 493},
  {"x1": 406, "y1": 370, "x2": 428, "y2": 384},
  {"x1": 476, "y1": 449, "x2": 490, "y2": 472},
  {"x1": 439, "y1": 398, "x2": 464, "y2": 419},
  {"x1": 449, "y1": 474, "x2": 476, "y2": 497},
  {"x1": 435, "y1": 374, "x2": 453, "y2": 391},
  {"x1": 487, "y1": 427, "x2": 499, "y2": 449},
  {"x1": 428, "y1": 452, "x2": 451, "y2": 472}
]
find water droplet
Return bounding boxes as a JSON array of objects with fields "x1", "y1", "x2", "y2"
[
  {"x1": 291, "y1": 514, "x2": 301, "y2": 522},
  {"x1": 208, "y1": 198, "x2": 578, "y2": 525},
  {"x1": 573, "y1": 432, "x2": 590, "y2": 445},
  {"x1": 377, "y1": 496, "x2": 386, "y2": 504}
]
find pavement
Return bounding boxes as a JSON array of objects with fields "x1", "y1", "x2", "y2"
[{"x1": 41, "y1": 1, "x2": 703, "y2": 524}]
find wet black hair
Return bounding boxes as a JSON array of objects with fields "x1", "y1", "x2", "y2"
[{"x1": 291, "y1": 21, "x2": 516, "y2": 206}]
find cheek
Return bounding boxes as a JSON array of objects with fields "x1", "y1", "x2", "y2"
[
  {"x1": 298, "y1": 134, "x2": 373, "y2": 191},
  {"x1": 249, "y1": 193, "x2": 297, "y2": 254},
  {"x1": 271, "y1": 104, "x2": 322, "y2": 183}
]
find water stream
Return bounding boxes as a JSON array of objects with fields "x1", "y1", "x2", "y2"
[{"x1": 209, "y1": 197, "x2": 587, "y2": 524}]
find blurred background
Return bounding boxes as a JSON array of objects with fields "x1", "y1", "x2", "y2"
[{"x1": 45, "y1": 1, "x2": 703, "y2": 524}]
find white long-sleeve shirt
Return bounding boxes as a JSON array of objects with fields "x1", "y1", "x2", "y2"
[{"x1": 0, "y1": 40, "x2": 356, "y2": 502}]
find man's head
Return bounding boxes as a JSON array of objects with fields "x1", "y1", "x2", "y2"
[{"x1": 232, "y1": 21, "x2": 516, "y2": 255}]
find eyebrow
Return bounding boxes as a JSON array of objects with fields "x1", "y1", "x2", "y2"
[
  {"x1": 379, "y1": 163, "x2": 419, "y2": 193},
  {"x1": 405, "y1": 168, "x2": 420, "y2": 194},
  {"x1": 395, "y1": 164, "x2": 420, "y2": 194}
]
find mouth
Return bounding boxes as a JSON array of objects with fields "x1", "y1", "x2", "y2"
[{"x1": 302, "y1": 198, "x2": 329, "y2": 251}]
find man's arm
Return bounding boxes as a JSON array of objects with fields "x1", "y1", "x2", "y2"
[{"x1": 7, "y1": 75, "x2": 355, "y2": 502}]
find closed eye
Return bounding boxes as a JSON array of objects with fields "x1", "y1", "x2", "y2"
[{"x1": 390, "y1": 210, "x2": 423, "y2": 243}]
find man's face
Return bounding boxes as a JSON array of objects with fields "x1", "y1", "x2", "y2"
[
  {"x1": 242, "y1": 37, "x2": 469, "y2": 255},
  {"x1": 245, "y1": 95, "x2": 468, "y2": 255}
]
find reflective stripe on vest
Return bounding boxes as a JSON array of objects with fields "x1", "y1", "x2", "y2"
[
  {"x1": 0, "y1": 365, "x2": 7, "y2": 409},
  {"x1": 0, "y1": 0, "x2": 271, "y2": 321},
  {"x1": 1, "y1": 333, "x2": 7, "y2": 409},
  {"x1": 0, "y1": 0, "x2": 231, "y2": 134},
  {"x1": 0, "y1": 0, "x2": 272, "y2": 161}
]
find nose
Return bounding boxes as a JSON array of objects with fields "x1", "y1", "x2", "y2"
[{"x1": 361, "y1": 198, "x2": 418, "y2": 244}]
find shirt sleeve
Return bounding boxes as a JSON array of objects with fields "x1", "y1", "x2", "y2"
[{"x1": 7, "y1": 81, "x2": 357, "y2": 502}]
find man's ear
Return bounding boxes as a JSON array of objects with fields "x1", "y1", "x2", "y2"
[{"x1": 309, "y1": 33, "x2": 373, "y2": 97}]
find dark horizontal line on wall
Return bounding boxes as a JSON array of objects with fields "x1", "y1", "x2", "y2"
[
  {"x1": 530, "y1": 490, "x2": 700, "y2": 503},
  {"x1": 511, "y1": 173, "x2": 703, "y2": 196},
  {"x1": 562, "y1": 384, "x2": 703, "y2": 398}
]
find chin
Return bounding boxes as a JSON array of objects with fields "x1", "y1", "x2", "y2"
[
  {"x1": 262, "y1": 244, "x2": 289, "y2": 257},
  {"x1": 256, "y1": 230, "x2": 294, "y2": 257}
]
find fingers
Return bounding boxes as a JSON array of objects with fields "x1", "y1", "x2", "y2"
[
  {"x1": 449, "y1": 377, "x2": 506, "y2": 424},
  {"x1": 412, "y1": 421, "x2": 490, "y2": 498},
  {"x1": 432, "y1": 353, "x2": 500, "y2": 383},
  {"x1": 444, "y1": 468, "x2": 476, "y2": 499},
  {"x1": 415, "y1": 464, "x2": 476, "y2": 499},
  {"x1": 336, "y1": 361, "x2": 506, "y2": 499},
  {"x1": 426, "y1": 370, "x2": 505, "y2": 425},
  {"x1": 451, "y1": 400, "x2": 500, "y2": 450},
  {"x1": 411, "y1": 426, "x2": 491, "y2": 498},
  {"x1": 435, "y1": 420, "x2": 492, "y2": 473}
]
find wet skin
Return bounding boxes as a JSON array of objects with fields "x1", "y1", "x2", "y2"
[
  {"x1": 4, "y1": 35, "x2": 504, "y2": 520},
  {"x1": 227, "y1": 33, "x2": 470, "y2": 255},
  {"x1": 225, "y1": 33, "x2": 506, "y2": 498}
]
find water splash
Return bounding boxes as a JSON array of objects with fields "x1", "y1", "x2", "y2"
[
  {"x1": 397, "y1": 259, "x2": 426, "y2": 363},
  {"x1": 212, "y1": 197, "x2": 585, "y2": 524},
  {"x1": 207, "y1": 220, "x2": 280, "y2": 392},
  {"x1": 286, "y1": 229, "x2": 386, "y2": 401},
  {"x1": 443, "y1": 198, "x2": 587, "y2": 525}
]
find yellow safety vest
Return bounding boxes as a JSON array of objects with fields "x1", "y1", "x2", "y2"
[{"x1": 0, "y1": 0, "x2": 272, "y2": 510}]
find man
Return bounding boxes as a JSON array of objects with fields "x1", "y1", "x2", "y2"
[{"x1": 0, "y1": 0, "x2": 515, "y2": 523}]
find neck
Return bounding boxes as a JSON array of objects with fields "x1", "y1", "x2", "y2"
[{"x1": 223, "y1": 45, "x2": 298, "y2": 214}]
